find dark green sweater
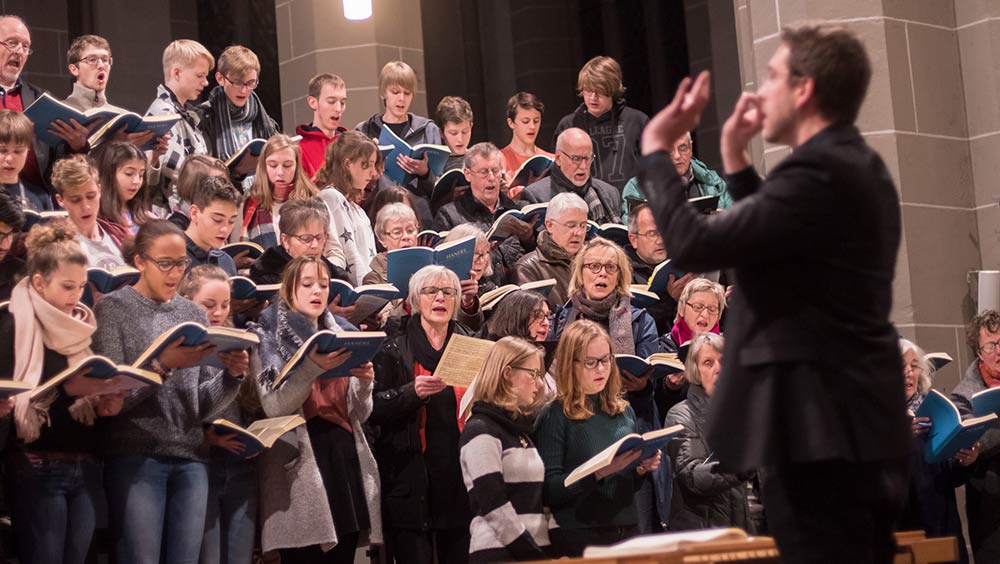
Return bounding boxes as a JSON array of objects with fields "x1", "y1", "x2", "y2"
[{"x1": 533, "y1": 396, "x2": 641, "y2": 529}]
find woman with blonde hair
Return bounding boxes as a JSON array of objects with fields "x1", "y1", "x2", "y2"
[
  {"x1": 315, "y1": 130, "x2": 379, "y2": 285},
  {"x1": 241, "y1": 134, "x2": 319, "y2": 249},
  {"x1": 459, "y1": 337, "x2": 551, "y2": 562},
  {"x1": 0, "y1": 220, "x2": 126, "y2": 564},
  {"x1": 533, "y1": 319, "x2": 660, "y2": 556}
]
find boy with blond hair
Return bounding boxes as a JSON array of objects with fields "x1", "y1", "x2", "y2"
[
  {"x1": 297, "y1": 73, "x2": 348, "y2": 178},
  {"x1": 146, "y1": 39, "x2": 215, "y2": 211},
  {"x1": 199, "y1": 45, "x2": 278, "y2": 164},
  {"x1": 357, "y1": 60, "x2": 442, "y2": 197},
  {"x1": 553, "y1": 55, "x2": 648, "y2": 191},
  {"x1": 50, "y1": 153, "x2": 125, "y2": 268},
  {"x1": 0, "y1": 109, "x2": 50, "y2": 211}
]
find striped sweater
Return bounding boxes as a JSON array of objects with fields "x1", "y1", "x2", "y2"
[{"x1": 459, "y1": 402, "x2": 550, "y2": 562}]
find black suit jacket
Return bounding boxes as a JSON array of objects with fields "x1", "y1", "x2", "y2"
[{"x1": 638, "y1": 124, "x2": 910, "y2": 471}]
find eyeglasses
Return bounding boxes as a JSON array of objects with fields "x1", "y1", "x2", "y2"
[
  {"x1": 511, "y1": 365, "x2": 543, "y2": 380},
  {"x1": 0, "y1": 229, "x2": 14, "y2": 246},
  {"x1": 0, "y1": 40, "x2": 32, "y2": 55},
  {"x1": 223, "y1": 75, "x2": 259, "y2": 89},
  {"x1": 559, "y1": 150, "x2": 595, "y2": 167},
  {"x1": 77, "y1": 55, "x2": 112, "y2": 66},
  {"x1": 577, "y1": 354, "x2": 613, "y2": 369},
  {"x1": 473, "y1": 251, "x2": 490, "y2": 263},
  {"x1": 635, "y1": 230, "x2": 662, "y2": 240},
  {"x1": 903, "y1": 363, "x2": 925, "y2": 376},
  {"x1": 384, "y1": 226, "x2": 418, "y2": 240},
  {"x1": 583, "y1": 262, "x2": 619, "y2": 275},
  {"x1": 419, "y1": 286, "x2": 457, "y2": 298},
  {"x1": 289, "y1": 233, "x2": 327, "y2": 245},
  {"x1": 469, "y1": 167, "x2": 503, "y2": 179},
  {"x1": 672, "y1": 143, "x2": 692, "y2": 155},
  {"x1": 687, "y1": 302, "x2": 720, "y2": 315},
  {"x1": 551, "y1": 219, "x2": 588, "y2": 232},
  {"x1": 141, "y1": 255, "x2": 190, "y2": 272},
  {"x1": 981, "y1": 341, "x2": 1000, "y2": 354},
  {"x1": 530, "y1": 308, "x2": 550, "y2": 322}
]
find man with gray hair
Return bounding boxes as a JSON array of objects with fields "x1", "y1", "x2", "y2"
[
  {"x1": 434, "y1": 141, "x2": 535, "y2": 286},
  {"x1": 520, "y1": 127, "x2": 620, "y2": 225},
  {"x1": 620, "y1": 131, "x2": 732, "y2": 222},
  {"x1": 514, "y1": 192, "x2": 589, "y2": 311}
]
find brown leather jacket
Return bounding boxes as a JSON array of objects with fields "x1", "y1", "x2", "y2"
[{"x1": 513, "y1": 230, "x2": 575, "y2": 312}]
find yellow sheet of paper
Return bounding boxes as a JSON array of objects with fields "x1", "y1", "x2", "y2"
[{"x1": 435, "y1": 334, "x2": 495, "y2": 387}]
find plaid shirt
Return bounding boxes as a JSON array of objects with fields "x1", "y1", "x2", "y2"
[{"x1": 145, "y1": 84, "x2": 208, "y2": 210}]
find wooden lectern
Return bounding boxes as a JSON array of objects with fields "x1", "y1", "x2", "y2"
[{"x1": 523, "y1": 531, "x2": 957, "y2": 564}]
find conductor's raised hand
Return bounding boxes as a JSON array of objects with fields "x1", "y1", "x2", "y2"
[
  {"x1": 308, "y1": 346, "x2": 352, "y2": 372},
  {"x1": 720, "y1": 92, "x2": 764, "y2": 173},
  {"x1": 641, "y1": 71, "x2": 712, "y2": 156}
]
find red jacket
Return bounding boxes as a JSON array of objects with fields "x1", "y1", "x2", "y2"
[{"x1": 295, "y1": 124, "x2": 346, "y2": 179}]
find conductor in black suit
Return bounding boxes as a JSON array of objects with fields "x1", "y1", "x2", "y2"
[{"x1": 636, "y1": 23, "x2": 910, "y2": 563}]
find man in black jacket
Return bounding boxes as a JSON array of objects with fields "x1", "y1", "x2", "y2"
[{"x1": 637, "y1": 23, "x2": 910, "y2": 563}]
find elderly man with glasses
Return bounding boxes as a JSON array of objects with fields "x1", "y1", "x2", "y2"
[
  {"x1": 434, "y1": 141, "x2": 536, "y2": 287},
  {"x1": 514, "y1": 192, "x2": 590, "y2": 312},
  {"x1": 520, "y1": 127, "x2": 621, "y2": 226}
]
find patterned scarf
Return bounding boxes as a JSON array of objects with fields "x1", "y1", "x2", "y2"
[
  {"x1": 207, "y1": 86, "x2": 278, "y2": 161},
  {"x1": 980, "y1": 360, "x2": 1000, "y2": 388},
  {"x1": 242, "y1": 197, "x2": 278, "y2": 250},
  {"x1": 568, "y1": 291, "x2": 635, "y2": 355}
]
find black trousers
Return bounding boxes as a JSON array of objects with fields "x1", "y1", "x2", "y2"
[{"x1": 761, "y1": 457, "x2": 909, "y2": 564}]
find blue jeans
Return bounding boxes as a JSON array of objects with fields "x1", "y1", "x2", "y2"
[
  {"x1": 199, "y1": 455, "x2": 258, "y2": 564},
  {"x1": 105, "y1": 454, "x2": 209, "y2": 564},
  {"x1": 6, "y1": 453, "x2": 102, "y2": 564}
]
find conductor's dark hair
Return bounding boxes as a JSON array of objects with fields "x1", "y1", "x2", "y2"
[
  {"x1": 968, "y1": 310, "x2": 1000, "y2": 354},
  {"x1": 781, "y1": 22, "x2": 871, "y2": 125}
]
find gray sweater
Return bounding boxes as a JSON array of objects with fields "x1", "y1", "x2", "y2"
[{"x1": 92, "y1": 286, "x2": 241, "y2": 462}]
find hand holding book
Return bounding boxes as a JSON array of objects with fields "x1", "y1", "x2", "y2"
[
  {"x1": 157, "y1": 337, "x2": 216, "y2": 371},
  {"x1": 594, "y1": 449, "x2": 642, "y2": 480},
  {"x1": 308, "y1": 346, "x2": 351, "y2": 373}
]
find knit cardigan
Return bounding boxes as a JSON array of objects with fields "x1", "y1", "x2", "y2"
[
  {"x1": 248, "y1": 301, "x2": 383, "y2": 552},
  {"x1": 460, "y1": 401, "x2": 550, "y2": 562}
]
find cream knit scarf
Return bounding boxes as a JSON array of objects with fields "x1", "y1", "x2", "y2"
[{"x1": 10, "y1": 278, "x2": 97, "y2": 442}]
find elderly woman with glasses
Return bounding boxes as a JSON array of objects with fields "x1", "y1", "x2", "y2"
[
  {"x1": 900, "y1": 338, "x2": 974, "y2": 562},
  {"x1": 365, "y1": 202, "x2": 420, "y2": 286},
  {"x1": 663, "y1": 333, "x2": 758, "y2": 533},
  {"x1": 534, "y1": 320, "x2": 660, "y2": 556},
  {"x1": 370, "y1": 265, "x2": 476, "y2": 563},
  {"x1": 548, "y1": 236, "x2": 664, "y2": 532}
]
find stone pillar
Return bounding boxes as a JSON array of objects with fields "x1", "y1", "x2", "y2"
[
  {"x1": 733, "y1": 0, "x2": 1000, "y2": 390},
  {"x1": 274, "y1": 0, "x2": 428, "y2": 135}
]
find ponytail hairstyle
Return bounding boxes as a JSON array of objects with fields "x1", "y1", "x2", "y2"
[
  {"x1": 122, "y1": 219, "x2": 185, "y2": 268},
  {"x1": 248, "y1": 134, "x2": 317, "y2": 209},
  {"x1": 92, "y1": 141, "x2": 153, "y2": 228},
  {"x1": 313, "y1": 130, "x2": 377, "y2": 202},
  {"x1": 24, "y1": 220, "x2": 88, "y2": 279}
]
